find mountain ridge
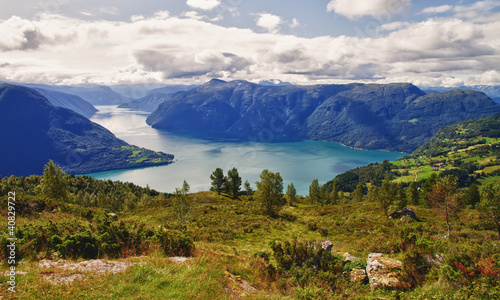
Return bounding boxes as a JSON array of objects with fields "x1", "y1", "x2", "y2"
[
  {"x1": 0, "y1": 84, "x2": 173, "y2": 176},
  {"x1": 147, "y1": 79, "x2": 500, "y2": 153}
]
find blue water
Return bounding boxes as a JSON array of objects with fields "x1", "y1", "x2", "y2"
[{"x1": 88, "y1": 106, "x2": 405, "y2": 195}]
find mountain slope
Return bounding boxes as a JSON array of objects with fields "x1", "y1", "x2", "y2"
[
  {"x1": 0, "y1": 84, "x2": 173, "y2": 176},
  {"x1": 147, "y1": 79, "x2": 500, "y2": 153},
  {"x1": 118, "y1": 92, "x2": 173, "y2": 112},
  {"x1": 326, "y1": 113, "x2": 500, "y2": 191},
  {"x1": 35, "y1": 88, "x2": 98, "y2": 118},
  {"x1": 21, "y1": 83, "x2": 131, "y2": 105}
]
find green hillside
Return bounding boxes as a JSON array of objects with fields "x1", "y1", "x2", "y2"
[
  {"x1": 327, "y1": 113, "x2": 500, "y2": 192},
  {"x1": 1, "y1": 158, "x2": 500, "y2": 299}
]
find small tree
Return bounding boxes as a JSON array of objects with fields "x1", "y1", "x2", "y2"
[
  {"x1": 40, "y1": 160, "x2": 69, "y2": 201},
  {"x1": 309, "y1": 178, "x2": 321, "y2": 204},
  {"x1": 428, "y1": 175, "x2": 459, "y2": 238},
  {"x1": 465, "y1": 184, "x2": 480, "y2": 208},
  {"x1": 210, "y1": 168, "x2": 225, "y2": 195},
  {"x1": 174, "y1": 180, "x2": 190, "y2": 229},
  {"x1": 255, "y1": 169, "x2": 284, "y2": 216},
  {"x1": 226, "y1": 167, "x2": 242, "y2": 199},
  {"x1": 479, "y1": 182, "x2": 500, "y2": 240},
  {"x1": 244, "y1": 180, "x2": 253, "y2": 195},
  {"x1": 378, "y1": 177, "x2": 395, "y2": 217},
  {"x1": 352, "y1": 182, "x2": 365, "y2": 202},
  {"x1": 286, "y1": 182, "x2": 297, "y2": 206},
  {"x1": 407, "y1": 181, "x2": 419, "y2": 205},
  {"x1": 393, "y1": 183, "x2": 407, "y2": 210},
  {"x1": 330, "y1": 181, "x2": 339, "y2": 204}
]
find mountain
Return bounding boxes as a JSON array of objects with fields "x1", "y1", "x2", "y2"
[
  {"x1": 19, "y1": 83, "x2": 131, "y2": 105},
  {"x1": 147, "y1": 79, "x2": 500, "y2": 153},
  {"x1": 425, "y1": 85, "x2": 500, "y2": 103},
  {"x1": 326, "y1": 113, "x2": 500, "y2": 192},
  {"x1": 0, "y1": 84, "x2": 173, "y2": 177},
  {"x1": 147, "y1": 84, "x2": 199, "y2": 96},
  {"x1": 34, "y1": 88, "x2": 98, "y2": 118},
  {"x1": 118, "y1": 92, "x2": 174, "y2": 112}
]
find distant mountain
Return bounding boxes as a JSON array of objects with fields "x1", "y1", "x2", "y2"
[
  {"x1": 34, "y1": 88, "x2": 98, "y2": 118},
  {"x1": 118, "y1": 92, "x2": 174, "y2": 112},
  {"x1": 0, "y1": 84, "x2": 173, "y2": 177},
  {"x1": 147, "y1": 79, "x2": 500, "y2": 153},
  {"x1": 19, "y1": 83, "x2": 131, "y2": 105},
  {"x1": 425, "y1": 85, "x2": 500, "y2": 103},
  {"x1": 147, "y1": 84, "x2": 199, "y2": 96}
]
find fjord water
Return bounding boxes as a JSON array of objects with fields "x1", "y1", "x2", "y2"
[{"x1": 88, "y1": 106, "x2": 405, "y2": 195}]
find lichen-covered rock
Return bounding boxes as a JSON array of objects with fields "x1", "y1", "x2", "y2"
[
  {"x1": 350, "y1": 268, "x2": 368, "y2": 283},
  {"x1": 343, "y1": 252, "x2": 360, "y2": 262},
  {"x1": 366, "y1": 253, "x2": 403, "y2": 291}
]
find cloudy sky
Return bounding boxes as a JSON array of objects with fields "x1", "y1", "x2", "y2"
[{"x1": 0, "y1": 0, "x2": 499, "y2": 87}]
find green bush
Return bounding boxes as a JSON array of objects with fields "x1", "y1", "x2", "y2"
[{"x1": 157, "y1": 229, "x2": 195, "y2": 257}]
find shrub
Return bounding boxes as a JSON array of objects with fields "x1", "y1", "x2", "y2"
[{"x1": 157, "y1": 229, "x2": 195, "y2": 257}]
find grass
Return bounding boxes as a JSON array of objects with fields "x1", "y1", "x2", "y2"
[{"x1": 2, "y1": 191, "x2": 499, "y2": 299}]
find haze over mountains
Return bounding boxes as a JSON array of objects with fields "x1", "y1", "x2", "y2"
[
  {"x1": 0, "y1": 84, "x2": 173, "y2": 176},
  {"x1": 147, "y1": 79, "x2": 500, "y2": 153}
]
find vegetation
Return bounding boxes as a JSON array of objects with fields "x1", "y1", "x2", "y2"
[
  {"x1": 2, "y1": 113, "x2": 500, "y2": 298},
  {"x1": 210, "y1": 167, "x2": 225, "y2": 195},
  {"x1": 254, "y1": 169, "x2": 285, "y2": 216}
]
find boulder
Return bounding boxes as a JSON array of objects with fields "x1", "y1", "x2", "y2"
[
  {"x1": 388, "y1": 207, "x2": 418, "y2": 221},
  {"x1": 343, "y1": 252, "x2": 360, "y2": 262},
  {"x1": 107, "y1": 213, "x2": 118, "y2": 220},
  {"x1": 366, "y1": 253, "x2": 403, "y2": 291},
  {"x1": 350, "y1": 268, "x2": 368, "y2": 283}
]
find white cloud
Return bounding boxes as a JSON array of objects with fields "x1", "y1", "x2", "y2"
[
  {"x1": 255, "y1": 13, "x2": 283, "y2": 33},
  {"x1": 327, "y1": 0, "x2": 410, "y2": 20},
  {"x1": 418, "y1": 5, "x2": 452, "y2": 15},
  {"x1": 186, "y1": 0, "x2": 221, "y2": 11},
  {"x1": 290, "y1": 18, "x2": 300, "y2": 29},
  {"x1": 0, "y1": 11, "x2": 499, "y2": 87}
]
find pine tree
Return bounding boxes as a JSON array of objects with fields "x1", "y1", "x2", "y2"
[
  {"x1": 407, "y1": 181, "x2": 419, "y2": 205},
  {"x1": 244, "y1": 180, "x2": 253, "y2": 195},
  {"x1": 226, "y1": 167, "x2": 242, "y2": 199},
  {"x1": 330, "y1": 180, "x2": 339, "y2": 204},
  {"x1": 40, "y1": 160, "x2": 69, "y2": 201},
  {"x1": 210, "y1": 168, "x2": 225, "y2": 195},
  {"x1": 378, "y1": 177, "x2": 395, "y2": 217},
  {"x1": 255, "y1": 169, "x2": 284, "y2": 216},
  {"x1": 286, "y1": 182, "x2": 297, "y2": 206},
  {"x1": 353, "y1": 182, "x2": 365, "y2": 202},
  {"x1": 309, "y1": 178, "x2": 321, "y2": 204},
  {"x1": 429, "y1": 175, "x2": 459, "y2": 238}
]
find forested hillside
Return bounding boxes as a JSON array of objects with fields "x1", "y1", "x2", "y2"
[{"x1": 147, "y1": 79, "x2": 500, "y2": 152}]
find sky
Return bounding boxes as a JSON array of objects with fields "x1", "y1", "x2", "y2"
[{"x1": 0, "y1": 0, "x2": 499, "y2": 87}]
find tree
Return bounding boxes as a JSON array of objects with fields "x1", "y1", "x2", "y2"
[
  {"x1": 210, "y1": 168, "x2": 225, "y2": 195},
  {"x1": 309, "y1": 178, "x2": 321, "y2": 204},
  {"x1": 174, "y1": 180, "x2": 190, "y2": 229},
  {"x1": 255, "y1": 169, "x2": 284, "y2": 216},
  {"x1": 40, "y1": 160, "x2": 69, "y2": 201},
  {"x1": 428, "y1": 175, "x2": 459, "y2": 238},
  {"x1": 367, "y1": 185, "x2": 379, "y2": 203},
  {"x1": 378, "y1": 177, "x2": 395, "y2": 217},
  {"x1": 244, "y1": 180, "x2": 253, "y2": 195},
  {"x1": 478, "y1": 182, "x2": 500, "y2": 240},
  {"x1": 464, "y1": 184, "x2": 480, "y2": 208},
  {"x1": 393, "y1": 183, "x2": 407, "y2": 210},
  {"x1": 286, "y1": 182, "x2": 297, "y2": 206},
  {"x1": 352, "y1": 182, "x2": 365, "y2": 202},
  {"x1": 330, "y1": 180, "x2": 339, "y2": 204},
  {"x1": 226, "y1": 167, "x2": 242, "y2": 199},
  {"x1": 421, "y1": 173, "x2": 439, "y2": 207},
  {"x1": 407, "y1": 181, "x2": 419, "y2": 205}
]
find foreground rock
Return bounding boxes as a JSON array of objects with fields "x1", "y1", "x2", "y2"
[
  {"x1": 39, "y1": 259, "x2": 137, "y2": 285},
  {"x1": 366, "y1": 253, "x2": 403, "y2": 291},
  {"x1": 388, "y1": 207, "x2": 418, "y2": 221}
]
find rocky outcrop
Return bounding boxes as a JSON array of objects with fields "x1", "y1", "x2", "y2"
[
  {"x1": 388, "y1": 207, "x2": 418, "y2": 221},
  {"x1": 366, "y1": 253, "x2": 403, "y2": 291},
  {"x1": 350, "y1": 269, "x2": 368, "y2": 283}
]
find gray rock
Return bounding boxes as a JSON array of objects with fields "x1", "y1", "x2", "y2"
[{"x1": 366, "y1": 253, "x2": 404, "y2": 291}]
